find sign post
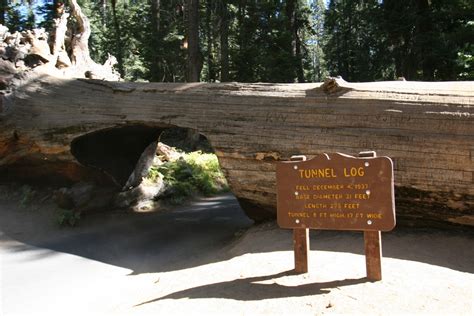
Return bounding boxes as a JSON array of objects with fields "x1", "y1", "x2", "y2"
[
  {"x1": 293, "y1": 228, "x2": 309, "y2": 273},
  {"x1": 364, "y1": 230, "x2": 382, "y2": 280},
  {"x1": 359, "y1": 151, "x2": 383, "y2": 281},
  {"x1": 290, "y1": 155, "x2": 310, "y2": 274},
  {"x1": 276, "y1": 151, "x2": 395, "y2": 281}
]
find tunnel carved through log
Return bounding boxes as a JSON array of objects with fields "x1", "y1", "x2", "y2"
[{"x1": 0, "y1": 76, "x2": 473, "y2": 225}]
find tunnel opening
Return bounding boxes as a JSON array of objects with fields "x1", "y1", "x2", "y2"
[
  {"x1": 70, "y1": 125, "x2": 215, "y2": 189},
  {"x1": 69, "y1": 124, "x2": 226, "y2": 213},
  {"x1": 70, "y1": 125, "x2": 165, "y2": 187}
]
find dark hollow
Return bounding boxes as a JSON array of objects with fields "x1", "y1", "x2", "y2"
[{"x1": 71, "y1": 125, "x2": 164, "y2": 187}]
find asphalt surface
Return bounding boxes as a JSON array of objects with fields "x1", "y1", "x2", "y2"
[
  {"x1": 0, "y1": 193, "x2": 253, "y2": 315},
  {"x1": 2, "y1": 190, "x2": 472, "y2": 315}
]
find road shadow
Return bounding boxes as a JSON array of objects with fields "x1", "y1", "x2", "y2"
[
  {"x1": 1, "y1": 186, "x2": 473, "y2": 275},
  {"x1": 314, "y1": 226, "x2": 474, "y2": 274},
  {"x1": 229, "y1": 223, "x2": 474, "y2": 274},
  {"x1": 0, "y1": 191, "x2": 253, "y2": 275},
  {"x1": 222, "y1": 219, "x2": 474, "y2": 274},
  {"x1": 135, "y1": 270, "x2": 368, "y2": 306}
]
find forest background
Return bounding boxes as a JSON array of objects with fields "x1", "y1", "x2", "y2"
[{"x1": 1, "y1": 0, "x2": 472, "y2": 83}]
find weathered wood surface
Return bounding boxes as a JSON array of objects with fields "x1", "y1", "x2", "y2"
[
  {"x1": 0, "y1": 73, "x2": 473, "y2": 226},
  {"x1": 364, "y1": 231, "x2": 382, "y2": 281},
  {"x1": 293, "y1": 228, "x2": 309, "y2": 274}
]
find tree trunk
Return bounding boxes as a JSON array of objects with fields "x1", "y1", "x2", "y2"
[
  {"x1": 205, "y1": 0, "x2": 214, "y2": 82},
  {"x1": 110, "y1": 0, "x2": 124, "y2": 76},
  {"x1": 286, "y1": 0, "x2": 297, "y2": 81},
  {"x1": 39, "y1": 0, "x2": 119, "y2": 80},
  {"x1": 416, "y1": 0, "x2": 434, "y2": 80},
  {"x1": 286, "y1": 0, "x2": 305, "y2": 83},
  {"x1": 50, "y1": 9, "x2": 70, "y2": 68},
  {"x1": 150, "y1": 0, "x2": 161, "y2": 81},
  {"x1": 219, "y1": 1, "x2": 229, "y2": 82},
  {"x1": 100, "y1": 0, "x2": 107, "y2": 25},
  {"x1": 69, "y1": 0, "x2": 93, "y2": 68},
  {"x1": 186, "y1": 0, "x2": 201, "y2": 82},
  {"x1": 295, "y1": 24, "x2": 305, "y2": 83},
  {"x1": 1, "y1": 75, "x2": 472, "y2": 227}
]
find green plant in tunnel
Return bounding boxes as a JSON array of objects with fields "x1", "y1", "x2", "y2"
[
  {"x1": 148, "y1": 151, "x2": 228, "y2": 203},
  {"x1": 185, "y1": 151, "x2": 228, "y2": 195},
  {"x1": 56, "y1": 209, "x2": 81, "y2": 227}
]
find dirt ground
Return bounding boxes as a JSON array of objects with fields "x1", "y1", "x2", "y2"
[{"x1": 0, "y1": 184, "x2": 473, "y2": 315}]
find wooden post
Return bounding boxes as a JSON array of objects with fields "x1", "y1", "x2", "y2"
[
  {"x1": 293, "y1": 228, "x2": 309, "y2": 273},
  {"x1": 359, "y1": 151, "x2": 382, "y2": 281},
  {"x1": 364, "y1": 230, "x2": 382, "y2": 281}
]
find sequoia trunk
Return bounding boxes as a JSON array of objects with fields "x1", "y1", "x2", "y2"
[{"x1": 0, "y1": 75, "x2": 473, "y2": 227}]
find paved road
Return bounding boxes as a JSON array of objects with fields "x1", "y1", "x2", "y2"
[
  {"x1": 0, "y1": 193, "x2": 253, "y2": 315},
  {"x1": 2, "y1": 191, "x2": 473, "y2": 315}
]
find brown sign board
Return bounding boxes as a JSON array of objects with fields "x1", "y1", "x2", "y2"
[{"x1": 276, "y1": 153, "x2": 395, "y2": 231}]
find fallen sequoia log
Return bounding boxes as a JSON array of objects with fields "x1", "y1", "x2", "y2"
[{"x1": 0, "y1": 71, "x2": 473, "y2": 226}]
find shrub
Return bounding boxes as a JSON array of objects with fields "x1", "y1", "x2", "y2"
[
  {"x1": 148, "y1": 151, "x2": 228, "y2": 203},
  {"x1": 56, "y1": 209, "x2": 81, "y2": 227}
]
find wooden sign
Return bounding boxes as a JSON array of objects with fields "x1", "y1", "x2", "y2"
[
  {"x1": 277, "y1": 152, "x2": 395, "y2": 231},
  {"x1": 276, "y1": 152, "x2": 396, "y2": 280}
]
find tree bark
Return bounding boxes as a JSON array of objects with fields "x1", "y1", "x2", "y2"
[
  {"x1": 416, "y1": 0, "x2": 434, "y2": 80},
  {"x1": 295, "y1": 25, "x2": 305, "y2": 83},
  {"x1": 150, "y1": 0, "x2": 161, "y2": 81},
  {"x1": 0, "y1": 75, "x2": 472, "y2": 227},
  {"x1": 219, "y1": 1, "x2": 229, "y2": 82},
  {"x1": 286, "y1": 0, "x2": 305, "y2": 83},
  {"x1": 205, "y1": 0, "x2": 214, "y2": 82},
  {"x1": 286, "y1": 0, "x2": 297, "y2": 81},
  {"x1": 69, "y1": 0, "x2": 93, "y2": 68},
  {"x1": 110, "y1": 0, "x2": 124, "y2": 76},
  {"x1": 50, "y1": 10, "x2": 71, "y2": 68},
  {"x1": 186, "y1": 0, "x2": 201, "y2": 82}
]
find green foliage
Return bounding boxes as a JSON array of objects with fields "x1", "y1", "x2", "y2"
[
  {"x1": 184, "y1": 151, "x2": 228, "y2": 195},
  {"x1": 455, "y1": 20, "x2": 474, "y2": 80},
  {"x1": 147, "y1": 165, "x2": 162, "y2": 183},
  {"x1": 37, "y1": 1, "x2": 55, "y2": 31},
  {"x1": 324, "y1": 0, "x2": 391, "y2": 81},
  {"x1": 56, "y1": 209, "x2": 81, "y2": 227},
  {"x1": 3, "y1": 0, "x2": 472, "y2": 82},
  {"x1": 323, "y1": 0, "x2": 474, "y2": 81},
  {"x1": 457, "y1": 48, "x2": 473, "y2": 80},
  {"x1": 227, "y1": 0, "x2": 315, "y2": 83},
  {"x1": 306, "y1": 0, "x2": 328, "y2": 82},
  {"x1": 5, "y1": 3, "x2": 24, "y2": 31},
  {"x1": 148, "y1": 151, "x2": 229, "y2": 204},
  {"x1": 78, "y1": 0, "x2": 151, "y2": 81}
]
